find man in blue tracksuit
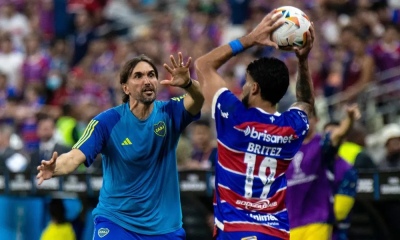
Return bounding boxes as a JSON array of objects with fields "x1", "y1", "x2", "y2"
[{"x1": 37, "y1": 53, "x2": 204, "y2": 239}]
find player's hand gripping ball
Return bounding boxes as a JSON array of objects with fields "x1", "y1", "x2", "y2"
[{"x1": 272, "y1": 6, "x2": 311, "y2": 49}]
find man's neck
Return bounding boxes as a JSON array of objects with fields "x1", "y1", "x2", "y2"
[
  {"x1": 129, "y1": 101, "x2": 154, "y2": 120},
  {"x1": 250, "y1": 99, "x2": 277, "y2": 115}
]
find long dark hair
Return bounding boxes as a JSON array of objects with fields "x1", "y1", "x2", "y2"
[{"x1": 119, "y1": 55, "x2": 159, "y2": 103}]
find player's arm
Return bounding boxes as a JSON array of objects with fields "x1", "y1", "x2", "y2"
[
  {"x1": 162, "y1": 53, "x2": 204, "y2": 116},
  {"x1": 37, "y1": 113, "x2": 112, "y2": 185},
  {"x1": 182, "y1": 79, "x2": 204, "y2": 116},
  {"x1": 36, "y1": 149, "x2": 85, "y2": 184},
  {"x1": 330, "y1": 104, "x2": 361, "y2": 147},
  {"x1": 290, "y1": 23, "x2": 315, "y2": 117},
  {"x1": 195, "y1": 10, "x2": 284, "y2": 107}
]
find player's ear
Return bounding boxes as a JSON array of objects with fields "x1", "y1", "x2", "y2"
[
  {"x1": 122, "y1": 83, "x2": 129, "y2": 95},
  {"x1": 251, "y1": 82, "x2": 260, "y2": 95}
]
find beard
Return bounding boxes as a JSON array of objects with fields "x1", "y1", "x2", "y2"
[
  {"x1": 241, "y1": 93, "x2": 250, "y2": 108},
  {"x1": 140, "y1": 94, "x2": 156, "y2": 104},
  {"x1": 139, "y1": 86, "x2": 157, "y2": 104}
]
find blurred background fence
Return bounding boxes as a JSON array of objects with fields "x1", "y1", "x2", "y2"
[{"x1": 0, "y1": 169, "x2": 399, "y2": 240}]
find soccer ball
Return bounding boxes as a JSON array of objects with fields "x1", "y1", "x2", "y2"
[{"x1": 271, "y1": 6, "x2": 311, "y2": 49}]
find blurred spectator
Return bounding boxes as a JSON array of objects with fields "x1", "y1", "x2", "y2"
[
  {"x1": 0, "y1": 72, "x2": 13, "y2": 113},
  {"x1": 340, "y1": 33, "x2": 375, "y2": 103},
  {"x1": 48, "y1": 38, "x2": 70, "y2": 77},
  {"x1": 228, "y1": 0, "x2": 250, "y2": 25},
  {"x1": 50, "y1": 66, "x2": 111, "y2": 112},
  {"x1": 188, "y1": 119, "x2": 217, "y2": 170},
  {"x1": 0, "y1": 123, "x2": 28, "y2": 172},
  {"x1": 0, "y1": 32, "x2": 24, "y2": 95},
  {"x1": 70, "y1": 8, "x2": 96, "y2": 66},
  {"x1": 370, "y1": 24, "x2": 400, "y2": 123},
  {"x1": 176, "y1": 132, "x2": 193, "y2": 171},
  {"x1": 379, "y1": 123, "x2": 400, "y2": 169},
  {"x1": 29, "y1": 115, "x2": 70, "y2": 172},
  {"x1": 13, "y1": 86, "x2": 46, "y2": 152},
  {"x1": 338, "y1": 123, "x2": 376, "y2": 170},
  {"x1": 38, "y1": 0, "x2": 56, "y2": 42},
  {"x1": 103, "y1": 0, "x2": 152, "y2": 39},
  {"x1": 371, "y1": 24, "x2": 400, "y2": 78},
  {"x1": 40, "y1": 198, "x2": 76, "y2": 240},
  {"x1": 0, "y1": 1, "x2": 31, "y2": 51},
  {"x1": 55, "y1": 104, "x2": 79, "y2": 147},
  {"x1": 22, "y1": 32, "x2": 50, "y2": 89}
]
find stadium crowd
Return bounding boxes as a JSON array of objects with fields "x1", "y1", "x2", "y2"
[
  {"x1": 0, "y1": 0, "x2": 399, "y2": 171},
  {"x1": 0, "y1": 0, "x2": 399, "y2": 239}
]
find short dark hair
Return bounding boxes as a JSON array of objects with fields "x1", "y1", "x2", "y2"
[
  {"x1": 49, "y1": 198, "x2": 66, "y2": 224},
  {"x1": 246, "y1": 57, "x2": 289, "y2": 105},
  {"x1": 119, "y1": 55, "x2": 159, "y2": 103}
]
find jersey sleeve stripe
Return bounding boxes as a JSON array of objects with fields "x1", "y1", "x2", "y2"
[{"x1": 73, "y1": 120, "x2": 99, "y2": 149}]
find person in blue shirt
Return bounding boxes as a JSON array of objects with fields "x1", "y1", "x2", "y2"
[{"x1": 36, "y1": 52, "x2": 204, "y2": 240}]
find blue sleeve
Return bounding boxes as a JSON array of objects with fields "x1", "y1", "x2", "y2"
[
  {"x1": 167, "y1": 95, "x2": 200, "y2": 132},
  {"x1": 285, "y1": 108, "x2": 310, "y2": 143},
  {"x1": 321, "y1": 132, "x2": 339, "y2": 170},
  {"x1": 213, "y1": 89, "x2": 245, "y2": 123},
  {"x1": 72, "y1": 109, "x2": 120, "y2": 167},
  {"x1": 336, "y1": 168, "x2": 358, "y2": 197}
]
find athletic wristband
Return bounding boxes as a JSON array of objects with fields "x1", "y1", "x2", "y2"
[
  {"x1": 182, "y1": 79, "x2": 193, "y2": 89},
  {"x1": 229, "y1": 39, "x2": 244, "y2": 56}
]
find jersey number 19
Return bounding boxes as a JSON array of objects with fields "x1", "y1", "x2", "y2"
[{"x1": 244, "y1": 152, "x2": 277, "y2": 199}]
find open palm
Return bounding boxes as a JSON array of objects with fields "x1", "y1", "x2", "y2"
[
  {"x1": 161, "y1": 52, "x2": 192, "y2": 88},
  {"x1": 36, "y1": 151, "x2": 58, "y2": 185}
]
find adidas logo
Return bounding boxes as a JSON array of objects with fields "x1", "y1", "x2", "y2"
[{"x1": 122, "y1": 138, "x2": 132, "y2": 145}]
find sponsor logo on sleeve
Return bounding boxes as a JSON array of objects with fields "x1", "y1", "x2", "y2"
[{"x1": 217, "y1": 103, "x2": 229, "y2": 118}]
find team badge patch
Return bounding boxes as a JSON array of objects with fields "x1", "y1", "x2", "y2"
[
  {"x1": 241, "y1": 236, "x2": 257, "y2": 240},
  {"x1": 98, "y1": 228, "x2": 110, "y2": 238},
  {"x1": 154, "y1": 121, "x2": 166, "y2": 137}
]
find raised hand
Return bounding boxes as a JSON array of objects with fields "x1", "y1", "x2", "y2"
[
  {"x1": 248, "y1": 9, "x2": 285, "y2": 49},
  {"x1": 161, "y1": 52, "x2": 192, "y2": 88},
  {"x1": 346, "y1": 103, "x2": 361, "y2": 120},
  {"x1": 293, "y1": 22, "x2": 315, "y2": 61},
  {"x1": 36, "y1": 151, "x2": 58, "y2": 185}
]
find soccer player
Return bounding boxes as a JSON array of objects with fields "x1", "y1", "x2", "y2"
[
  {"x1": 285, "y1": 104, "x2": 360, "y2": 240},
  {"x1": 36, "y1": 53, "x2": 204, "y2": 240},
  {"x1": 195, "y1": 10, "x2": 315, "y2": 240}
]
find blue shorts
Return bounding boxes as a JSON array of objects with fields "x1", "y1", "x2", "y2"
[
  {"x1": 93, "y1": 217, "x2": 186, "y2": 240},
  {"x1": 214, "y1": 228, "x2": 286, "y2": 240}
]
